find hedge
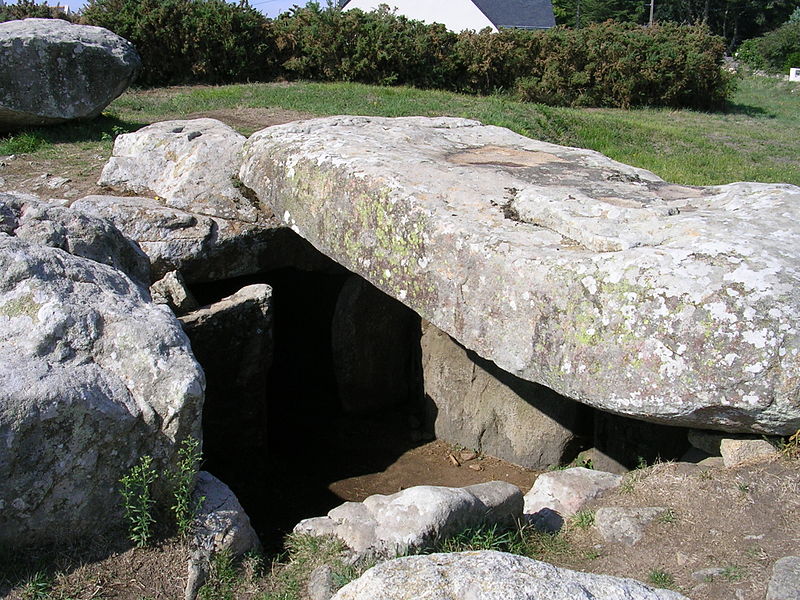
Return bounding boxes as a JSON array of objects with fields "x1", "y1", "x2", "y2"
[{"x1": 1, "y1": 0, "x2": 732, "y2": 109}]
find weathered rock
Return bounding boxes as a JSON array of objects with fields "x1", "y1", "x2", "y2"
[
  {"x1": 331, "y1": 274, "x2": 421, "y2": 413},
  {"x1": 720, "y1": 438, "x2": 779, "y2": 467},
  {"x1": 331, "y1": 551, "x2": 690, "y2": 600},
  {"x1": 766, "y1": 556, "x2": 800, "y2": 600},
  {"x1": 0, "y1": 18, "x2": 140, "y2": 129},
  {"x1": 421, "y1": 321, "x2": 582, "y2": 469},
  {"x1": 2, "y1": 191, "x2": 149, "y2": 285},
  {"x1": 687, "y1": 429, "x2": 728, "y2": 455},
  {"x1": 0, "y1": 234, "x2": 204, "y2": 546},
  {"x1": 98, "y1": 119, "x2": 259, "y2": 223},
  {"x1": 294, "y1": 482, "x2": 522, "y2": 557},
  {"x1": 594, "y1": 507, "x2": 665, "y2": 546},
  {"x1": 523, "y1": 467, "x2": 622, "y2": 532},
  {"x1": 150, "y1": 270, "x2": 198, "y2": 315},
  {"x1": 72, "y1": 195, "x2": 330, "y2": 282},
  {"x1": 307, "y1": 565, "x2": 337, "y2": 600},
  {"x1": 180, "y1": 284, "x2": 272, "y2": 458},
  {"x1": 185, "y1": 471, "x2": 261, "y2": 600},
  {"x1": 240, "y1": 115, "x2": 800, "y2": 435}
]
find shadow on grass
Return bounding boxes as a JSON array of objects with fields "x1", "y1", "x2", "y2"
[
  {"x1": 722, "y1": 101, "x2": 773, "y2": 118},
  {"x1": 0, "y1": 114, "x2": 147, "y2": 154}
]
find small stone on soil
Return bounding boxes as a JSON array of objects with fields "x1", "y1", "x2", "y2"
[
  {"x1": 448, "y1": 454, "x2": 460, "y2": 467},
  {"x1": 459, "y1": 451, "x2": 478, "y2": 461}
]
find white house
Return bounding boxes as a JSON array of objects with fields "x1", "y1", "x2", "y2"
[{"x1": 339, "y1": 0, "x2": 556, "y2": 33}]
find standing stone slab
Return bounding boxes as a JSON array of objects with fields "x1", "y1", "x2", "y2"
[
  {"x1": 240, "y1": 116, "x2": 800, "y2": 435},
  {"x1": 0, "y1": 235, "x2": 204, "y2": 546},
  {"x1": 180, "y1": 284, "x2": 272, "y2": 457},
  {"x1": 0, "y1": 19, "x2": 140, "y2": 128},
  {"x1": 421, "y1": 321, "x2": 581, "y2": 469},
  {"x1": 331, "y1": 274, "x2": 421, "y2": 413}
]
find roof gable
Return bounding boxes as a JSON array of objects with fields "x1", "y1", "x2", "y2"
[
  {"x1": 471, "y1": 0, "x2": 556, "y2": 29},
  {"x1": 339, "y1": 0, "x2": 555, "y2": 31}
]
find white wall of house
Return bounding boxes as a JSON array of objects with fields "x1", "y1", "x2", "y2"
[{"x1": 343, "y1": 0, "x2": 498, "y2": 32}]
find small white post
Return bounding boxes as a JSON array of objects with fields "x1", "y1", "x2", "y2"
[{"x1": 790, "y1": 68, "x2": 800, "y2": 82}]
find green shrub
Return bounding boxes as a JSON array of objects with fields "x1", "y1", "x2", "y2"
[
  {"x1": 82, "y1": 0, "x2": 278, "y2": 86},
  {"x1": 517, "y1": 22, "x2": 733, "y2": 109},
  {"x1": 119, "y1": 454, "x2": 159, "y2": 548},
  {"x1": 737, "y1": 21, "x2": 800, "y2": 73},
  {"x1": 272, "y1": 3, "x2": 457, "y2": 89},
  {"x1": 0, "y1": 0, "x2": 73, "y2": 22}
]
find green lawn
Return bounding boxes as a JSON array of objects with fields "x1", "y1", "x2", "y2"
[{"x1": 3, "y1": 74, "x2": 799, "y2": 186}]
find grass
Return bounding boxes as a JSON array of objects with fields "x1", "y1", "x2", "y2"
[
  {"x1": 2, "y1": 74, "x2": 798, "y2": 187},
  {"x1": 647, "y1": 568, "x2": 677, "y2": 589}
]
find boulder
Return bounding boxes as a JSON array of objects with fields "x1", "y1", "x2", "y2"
[
  {"x1": 240, "y1": 115, "x2": 800, "y2": 435},
  {"x1": 185, "y1": 471, "x2": 260, "y2": 600},
  {"x1": 331, "y1": 274, "x2": 421, "y2": 413},
  {"x1": 72, "y1": 195, "x2": 330, "y2": 282},
  {"x1": 523, "y1": 467, "x2": 622, "y2": 532},
  {"x1": 180, "y1": 284, "x2": 272, "y2": 458},
  {"x1": 98, "y1": 119, "x2": 260, "y2": 223},
  {"x1": 719, "y1": 438, "x2": 779, "y2": 467},
  {"x1": 594, "y1": 506, "x2": 665, "y2": 546},
  {"x1": 331, "y1": 551, "x2": 690, "y2": 600},
  {"x1": 421, "y1": 321, "x2": 582, "y2": 469},
  {"x1": 1, "y1": 191, "x2": 149, "y2": 285},
  {"x1": 150, "y1": 270, "x2": 198, "y2": 315},
  {"x1": 0, "y1": 18, "x2": 140, "y2": 129},
  {"x1": 767, "y1": 556, "x2": 800, "y2": 600},
  {"x1": 0, "y1": 234, "x2": 204, "y2": 546},
  {"x1": 294, "y1": 481, "x2": 522, "y2": 558}
]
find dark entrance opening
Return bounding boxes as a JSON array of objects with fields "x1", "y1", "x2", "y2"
[{"x1": 189, "y1": 267, "x2": 425, "y2": 551}]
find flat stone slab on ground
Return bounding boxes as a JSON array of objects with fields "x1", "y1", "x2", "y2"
[
  {"x1": 331, "y1": 551, "x2": 690, "y2": 600},
  {"x1": 240, "y1": 116, "x2": 800, "y2": 435}
]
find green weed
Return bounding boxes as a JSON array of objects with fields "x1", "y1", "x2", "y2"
[
  {"x1": 171, "y1": 436, "x2": 204, "y2": 537},
  {"x1": 721, "y1": 564, "x2": 747, "y2": 582},
  {"x1": 119, "y1": 455, "x2": 158, "y2": 548},
  {"x1": 569, "y1": 510, "x2": 596, "y2": 530},
  {"x1": 648, "y1": 569, "x2": 676, "y2": 589},
  {"x1": 199, "y1": 551, "x2": 237, "y2": 600},
  {"x1": 20, "y1": 571, "x2": 51, "y2": 600},
  {"x1": 0, "y1": 132, "x2": 48, "y2": 155},
  {"x1": 657, "y1": 509, "x2": 677, "y2": 524}
]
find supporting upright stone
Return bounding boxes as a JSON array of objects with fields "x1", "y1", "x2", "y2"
[{"x1": 421, "y1": 321, "x2": 583, "y2": 469}]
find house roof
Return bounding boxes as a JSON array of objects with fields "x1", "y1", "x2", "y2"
[
  {"x1": 338, "y1": 0, "x2": 556, "y2": 30},
  {"x1": 472, "y1": 0, "x2": 556, "y2": 29}
]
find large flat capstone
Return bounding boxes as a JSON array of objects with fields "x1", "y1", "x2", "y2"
[{"x1": 240, "y1": 116, "x2": 800, "y2": 435}]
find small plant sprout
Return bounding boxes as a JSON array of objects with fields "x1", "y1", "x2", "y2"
[
  {"x1": 171, "y1": 436, "x2": 204, "y2": 537},
  {"x1": 647, "y1": 569, "x2": 676, "y2": 589},
  {"x1": 570, "y1": 510, "x2": 595, "y2": 530},
  {"x1": 721, "y1": 564, "x2": 747, "y2": 582},
  {"x1": 119, "y1": 454, "x2": 159, "y2": 548},
  {"x1": 657, "y1": 508, "x2": 677, "y2": 524},
  {"x1": 21, "y1": 571, "x2": 51, "y2": 600}
]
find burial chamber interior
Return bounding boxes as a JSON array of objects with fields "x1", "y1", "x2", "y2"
[{"x1": 184, "y1": 239, "x2": 691, "y2": 550}]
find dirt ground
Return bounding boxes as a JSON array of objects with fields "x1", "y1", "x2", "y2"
[{"x1": 0, "y1": 107, "x2": 312, "y2": 201}]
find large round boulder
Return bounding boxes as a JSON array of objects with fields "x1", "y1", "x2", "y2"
[
  {"x1": 0, "y1": 197, "x2": 204, "y2": 547},
  {"x1": 0, "y1": 18, "x2": 140, "y2": 129}
]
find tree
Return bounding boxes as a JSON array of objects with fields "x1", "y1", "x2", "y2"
[{"x1": 552, "y1": 0, "x2": 647, "y2": 27}]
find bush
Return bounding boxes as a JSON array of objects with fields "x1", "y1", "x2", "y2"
[
  {"x1": 737, "y1": 21, "x2": 800, "y2": 73},
  {"x1": 517, "y1": 22, "x2": 733, "y2": 109},
  {"x1": 272, "y1": 3, "x2": 457, "y2": 89},
  {"x1": 81, "y1": 0, "x2": 278, "y2": 86},
  {"x1": 0, "y1": 0, "x2": 74, "y2": 22},
  {"x1": 80, "y1": 1, "x2": 733, "y2": 108}
]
